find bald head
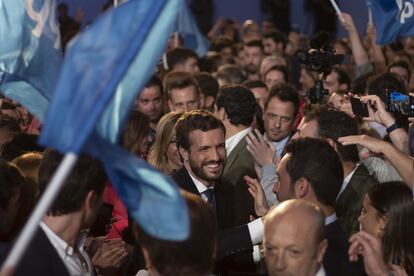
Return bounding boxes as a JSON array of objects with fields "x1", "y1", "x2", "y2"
[{"x1": 264, "y1": 199, "x2": 327, "y2": 276}]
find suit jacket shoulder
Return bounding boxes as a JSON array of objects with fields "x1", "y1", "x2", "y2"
[
  {"x1": 14, "y1": 228, "x2": 70, "y2": 276},
  {"x1": 222, "y1": 138, "x2": 257, "y2": 225},
  {"x1": 324, "y1": 220, "x2": 364, "y2": 276},
  {"x1": 171, "y1": 167, "x2": 199, "y2": 195},
  {"x1": 336, "y1": 164, "x2": 379, "y2": 237}
]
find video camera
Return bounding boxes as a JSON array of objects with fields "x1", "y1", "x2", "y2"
[{"x1": 297, "y1": 32, "x2": 344, "y2": 103}]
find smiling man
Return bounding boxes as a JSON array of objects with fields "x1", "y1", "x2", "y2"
[{"x1": 172, "y1": 110, "x2": 236, "y2": 230}]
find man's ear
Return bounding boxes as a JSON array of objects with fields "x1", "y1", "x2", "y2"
[
  {"x1": 326, "y1": 138, "x2": 337, "y2": 151},
  {"x1": 198, "y1": 94, "x2": 204, "y2": 109},
  {"x1": 215, "y1": 107, "x2": 226, "y2": 121},
  {"x1": 205, "y1": 96, "x2": 215, "y2": 110},
  {"x1": 179, "y1": 146, "x2": 189, "y2": 163},
  {"x1": 316, "y1": 239, "x2": 328, "y2": 263},
  {"x1": 339, "y1": 83, "x2": 348, "y2": 91},
  {"x1": 294, "y1": 177, "x2": 309, "y2": 199},
  {"x1": 168, "y1": 99, "x2": 174, "y2": 112},
  {"x1": 142, "y1": 247, "x2": 154, "y2": 270},
  {"x1": 84, "y1": 190, "x2": 95, "y2": 210}
]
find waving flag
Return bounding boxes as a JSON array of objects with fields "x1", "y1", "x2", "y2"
[
  {"x1": 39, "y1": 0, "x2": 189, "y2": 240},
  {"x1": 370, "y1": 0, "x2": 414, "y2": 44},
  {"x1": 176, "y1": 0, "x2": 210, "y2": 56},
  {"x1": 0, "y1": 0, "x2": 62, "y2": 120}
]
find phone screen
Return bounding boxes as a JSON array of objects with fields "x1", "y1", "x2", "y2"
[
  {"x1": 387, "y1": 91, "x2": 414, "y2": 116},
  {"x1": 350, "y1": 97, "x2": 369, "y2": 117}
]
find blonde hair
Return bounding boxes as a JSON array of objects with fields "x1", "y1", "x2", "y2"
[
  {"x1": 12, "y1": 151, "x2": 43, "y2": 184},
  {"x1": 148, "y1": 112, "x2": 182, "y2": 174}
]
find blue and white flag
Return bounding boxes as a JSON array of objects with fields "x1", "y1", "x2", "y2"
[
  {"x1": 0, "y1": 0, "x2": 62, "y2": 120},
  {"x1": 370, "y1": 0, "x2": 414, "y2": 44},
  {"x1": 40, "y1": 0, "x2": 189, "y2": 241},
  {"x1": 176, "y1": 0, "x2": 210, "y2": 56}
]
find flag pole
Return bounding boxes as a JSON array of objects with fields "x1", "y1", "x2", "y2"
[
  {"x1": 1, "y1": 153, "x2": 78, "y2": 271},
  {"x1": 329, "y1": 0, "x2": 345, "y2": 23},
  {"x1": 114, "y1": 0, "x2": 118, "y2": 7}
]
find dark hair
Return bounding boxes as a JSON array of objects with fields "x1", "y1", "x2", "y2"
[
  {"x1": 216, "y1": 64, "x2": 246, "y2": 85},
  {"x1": 193, "y1": 72, "x2": 219, "y2": 99},
  {"x1": 332, "y1": 67, "x2": 351, "y2": 89},
  {"x1": 216, "y1": 84, "x2": 256, "y2": 127},
  {"x1": 388, "y1": 60, "x2": 412, "y2": 84},
  {"x1": 264, "y1": 83, "x2": 300, "y2": 118},
  {"x1": 352, "y1": 72, "x2": 375, "y2": 95},
  {"x1": 305, "y1": 106, "x2": 360, "y2": 163},
  {"x1": 164, "y1": 71, "x2": 200, "y2": 99},
  {"x1": 38, "y1": 149, "x2": 106, "y2": 216},
  {"x1": 0, "y1": 159, "x2": 25, "y2": 209},
  {"x1": 243, "y1": 80, "x2": 267, "y2": 90},
  {"x1": 166, "y1": 47, "x2": 198, "y2": 70},
  {"x1": 263, "y1": 31, "x2": 288, "y2": 50},
  {"x1": 367, "y1": 182, "x2": 414, "y2": 274},
  {"x1": 367, "y1": 72, "x2": 406, "y2": 98},
  {"x1": 145, "y1": 75, "x2": 163, "y2": 95},
  {"x1": 284, "y1": 138, "x2": 344, "y2": 207},
  {"x1": 1, "y1": 133, "x2": 44, "y2": 161},
  {"x1": 264, "y1": 65, "x2": 289, "y2": 83},
  {"x1": 211, "y1": 35, "x2": 235, "y2": 53},
  {"x1": 175, "y1": 110, "x2": 225, "y2": 151},
  {"x1": 244, "y1": 38, "x2": 264, "y2": 51},
  {"x1": 136, "y1": 191, "x2": 217, "y2": 276}
]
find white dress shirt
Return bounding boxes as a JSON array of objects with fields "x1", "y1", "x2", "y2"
[
  {"x1": 337, "y1": 164, "x2": 359, "y2": 199},
  {"x1": 270, "y1": 135, "x2": 291, "y2": 158},
  {"x1": 316, "y1": 265, "x2": 326, "y2": 276},
  {"x1": 324, "y1": 213, "x2": 337, "y2": 225},
  {"x1": 40, "y1": 222, "x2": 95, "y2": 276},
  {"x1": 188, "y1": 171, "x2": 212, "y2": 203},
  {"x1": 225, "y1": 127, "x2": 251, "y2": 156}
]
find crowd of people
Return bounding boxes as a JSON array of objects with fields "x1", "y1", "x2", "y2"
[{"x1": 1, "y1": 2, "x2": 414, "y2": 276}]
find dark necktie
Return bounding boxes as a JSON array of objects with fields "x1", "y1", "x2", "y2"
[{"x1": 203, "y1": 188, "x2": 215, "y2": 206}]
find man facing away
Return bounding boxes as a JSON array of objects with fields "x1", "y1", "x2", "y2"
[{"x1": 15, "y1": 149, "x2": 107, "y2": 276}]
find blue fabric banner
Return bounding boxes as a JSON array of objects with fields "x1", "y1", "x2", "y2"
[{"x1": 370, "y1": 0, "x2": 414, "y2": 44}]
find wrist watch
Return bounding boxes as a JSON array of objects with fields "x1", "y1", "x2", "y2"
[{"x1": 386, "y1": 121, "x2": 401, "y2": 134}]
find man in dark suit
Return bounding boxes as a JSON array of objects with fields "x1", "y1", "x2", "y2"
[
  {"x1": 173, "y1": 110, "x2": 266, "y2": 273},
  {"x1": 172, "y1": 109, "x2": 235, "y2": 229},
  {"x1": 14, "y1": 149, "x2": 107, "y2": 276},
  {"x1": 295, "y1": 105, "x2": 379, "y2": 237},
  {"x1": 248, "y1": 138, "x2": 364, "y2": 275},
  {"x1": 215, "y1": 84, "x2": 258, "y2": 225}
]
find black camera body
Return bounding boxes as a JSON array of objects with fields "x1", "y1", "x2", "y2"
[
  {"x1": 296, "y1": 32, "x2": 344, "y2": 103},
  {"x1": 297, "y1": 46, "x2": 343, "y2": 77}
]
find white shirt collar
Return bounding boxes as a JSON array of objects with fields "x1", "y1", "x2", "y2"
[
  {"x1": 187, "y1": 170, "x2": 214, "y2": 203},
  {"x1": 324, "y1": 213, "x2": 337, "y2": 225},
  {"x1": 337, "y1": 164, "x2": 359, "y2": 199},
  {"x1": 225, "y1": 127, "x2": 251, "y2": 156},
  {"x1": 269, "y1": 135, "x2": 291, "y2": 157},
  {"x1": 40, "y1": 222, "x2": 94, "y2": 276},
  {"x1": 315, "y1": 265, "x2": 326, "y2": 276}
]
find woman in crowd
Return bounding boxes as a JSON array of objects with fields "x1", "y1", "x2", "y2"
[
  {"x1": 148, "y1": 112, "x2": 182, "y2": 175},
  {"x1": 122, "y1": 110, "x2": 153, "y2": 160},
  {"x1": 350, "y1": 181, "x2": 414, "y2": 275}
]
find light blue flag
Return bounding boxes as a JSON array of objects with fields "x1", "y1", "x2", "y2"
[
  {"x1": 176, "y1": 0, "x2": 210, "y2": 56},
  {"x1": 370, "y1": 0, "x2": 414, "y2": 44},
  {"x1": 0, "y1": 0, "x2": 62, "y2": 121},
  {"x1": 40, "y1": 0, "x2": 189, "y2": 241}
]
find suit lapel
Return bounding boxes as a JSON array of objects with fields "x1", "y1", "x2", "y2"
[{"x1": 173, "y1": 167, "x2": 200, "y2": 196}]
